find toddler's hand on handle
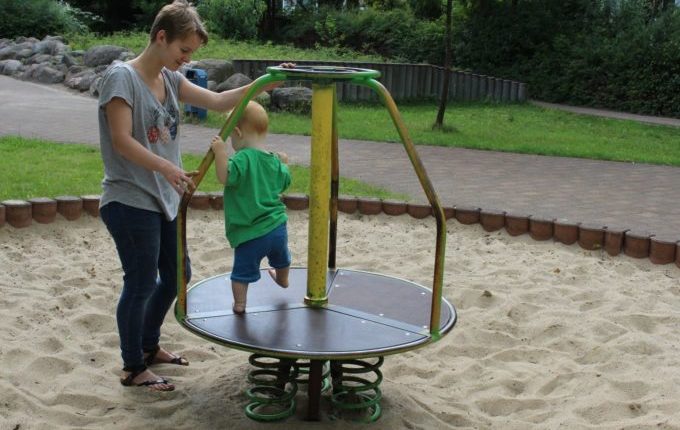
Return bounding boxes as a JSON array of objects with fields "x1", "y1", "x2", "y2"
[{"x1": 210, "y1": 135, "x2": 227, "y2": 154}]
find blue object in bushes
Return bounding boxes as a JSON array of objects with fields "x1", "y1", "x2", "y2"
[{"x1": 184, "y1": 68, "x2": 208, "y2": 119}]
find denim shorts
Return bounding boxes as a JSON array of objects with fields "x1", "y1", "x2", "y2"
[{"x1": 231, "y1": 223, "x2": 291, "y2": 283}]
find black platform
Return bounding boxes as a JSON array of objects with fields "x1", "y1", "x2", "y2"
[{"x1": 180, "y1": 267, "x2": 457, "y2": 360}]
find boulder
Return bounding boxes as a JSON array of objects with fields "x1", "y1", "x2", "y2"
[
  {"x1": 25, "y1": 53, "x2": 53, "y2": 65},
  {"x1": 14, "y1": 36, "x2": 40, "y2": 44},
  {"x1": 89, "y1": 76, "x2": 103, "y2": 97},
  {"x1": 192, "y1": 59, "x2": 234, "y2": 83},
  {"x1": 33, "y1": 65, "x2": 65, "y2": 84},
  {"x1": 0, "y1": 42, "x2": 34, "y2": 60},
  {"x1": 33, "y1": 37, "x2": 67, "y2": 55},
  {"x1": 271, "y1": 87, "x2": 313, "y2": 114},
  {"x1": 83, "y1": 45, "x2": 127, "y2": 67},
  {"x1": 89, "y1": 76, "x2": 103, "y2": 96},
  {"x1": 0, "y1": 59, "x2": 22, "y2": 76},
  {"x1": 215, "y1": 72, "x2": 251, "y2": 92},
  {"x1": 15, "y1": 48, "x2": 34, "y2": 60},
  {"x1": 65, "y1": 69, "x2": 97, "y2": 91},
  {"x1": 59, "y1": 53, "x2": 78, "y2": 68}
]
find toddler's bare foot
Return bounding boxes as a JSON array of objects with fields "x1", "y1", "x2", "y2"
[
  {"x1": 232, "y1": 281, "x2": 248, "y2": 315},
  {"x1": 232, "y1": 302, "x2": 246, "y2": 315},
  {"x1": 268, "y1": 268, "x2": 289, "y2": 288}
]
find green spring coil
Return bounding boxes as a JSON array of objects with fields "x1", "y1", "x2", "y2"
[
  {"x1": 330, "y1": 357, "x2": 384, "y2": 422},
  {"x1": 245, "y1": 354, "x2": 299, "y2": 421}
]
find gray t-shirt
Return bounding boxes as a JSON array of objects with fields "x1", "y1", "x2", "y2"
[{"x1": 98, "y1": 62, "x2": 184, "y2": 220}]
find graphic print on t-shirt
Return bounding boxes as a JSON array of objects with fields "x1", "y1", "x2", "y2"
[{"x1": 147, "y1": 104, "x2": 179, "y2": 144}]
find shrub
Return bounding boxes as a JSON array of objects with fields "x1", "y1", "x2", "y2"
[
  {"x1": 0, "y1": 0, "x2": 89, "y2": 38},
  {"x1": 197, "y1": 0, "x2": 267, "y2": 40},
  {"x1": 454, "y1": 0, "x2": 680, "y2": 116},
  {"x1": 279, "y1": 7, "x2": 445, "y2": 63}
]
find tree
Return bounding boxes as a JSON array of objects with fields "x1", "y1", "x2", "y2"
[
  {"x1": 433, "y1": 0, "x2": 453, "y2": 130},
  {"x1": 647, "y1": 0, "x2": 675, "y2": 14},
  {"x1": 408, "y1": 0, "x2": 442, "y2": 19}
]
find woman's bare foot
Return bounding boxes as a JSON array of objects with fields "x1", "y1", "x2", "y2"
[
  {"x1": 144, "y1": 346, "x2": 189, "y2": 366},
  {"x1": 268, "y1": 267, "x2": 289, "y2": 288},
  {"x1": 120, "y1": 368, "x2": 174, "y2": 392}
]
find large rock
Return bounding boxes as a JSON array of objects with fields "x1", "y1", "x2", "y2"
[
  {"x1": 0, "y1": 59, "x2": 22, "y2": 76},
  {"x1": 58, "y1": 53, "x2": 78, "y2": 68},
  {"x1": 33, "y1": 37, "x2": 67, "y2": 56},
  {"x1": 89, "y1": 76, "x2": 103, "y2": 97},
  {"x1": 25, "y1": 53, "x2": 53, "y2": 65},
  {"x1": 32, "y1": 65, "x2": 65, "y2": 84},
  {"x1": 215, "y1": 72, "x2": 251, "y2": 93},
  {"x1": 15, "y1": 36, "x2": 40, "y2": 44},
  {"x1": 192, "y1": 59, "x2": 234, "y2": 84},
  {"x1": 65, "y1": 69, "x2": 97, "y2": 91},
  {"x1": 83, "y1": 45, "x2": 128, "y2": 67},
  {"x1": 0, "y1": 42, "x2": 34, "y2": 60},
  {"x1": 271, "y1": 87, "x2": 313, "y2": 114}
]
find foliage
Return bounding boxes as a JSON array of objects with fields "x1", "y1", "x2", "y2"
[
  {"x1": 0, "y1": 0, "x2": 91, "y2": 38},
  {"x1": 197, "y1": 0, "x2": 268, "y2": 40},
  {"x1": 454, "y1": 0, "x2": 680, "y2": 117},
  {"x1": 408, "y1": 0, "x2": 443, "y2": 20},
  {"x1": 279, "y1": 6, "x2": 445, "y2": 63},
  {"x1": 62, "y1": 0, "x2": 166, "y2": 33},
  {"x1": 364, "y1": 0, "x2": 407, "y2": 9},
  {"x1": 65, "y1": 31, "x2": 384, "y2": 62}
]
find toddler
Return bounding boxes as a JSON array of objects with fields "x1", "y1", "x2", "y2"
[{"x1": 210, "y1": 101, "x2": 291, "y2": 314}]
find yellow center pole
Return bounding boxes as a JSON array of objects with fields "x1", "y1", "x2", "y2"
[{"x1": 305, "y1": 83, "x2": 333, "y2": 307}]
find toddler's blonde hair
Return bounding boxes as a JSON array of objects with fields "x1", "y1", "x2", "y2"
[{"x1": 236, "y1": 101, "x2": 269, "y2": 137}]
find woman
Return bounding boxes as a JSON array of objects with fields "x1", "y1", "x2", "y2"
[{"x1": 98, "y1": 0, "x2": 287, "y2": 391}]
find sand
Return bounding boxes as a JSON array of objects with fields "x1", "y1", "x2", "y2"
[{"x1": 1, "y1": 210, "x2": 679, "y2": 430}]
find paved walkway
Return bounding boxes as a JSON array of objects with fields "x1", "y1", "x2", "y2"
[
  {"x1": 2, "y1": 75, "x2": 680, "y2": 240},
  {"x1": 531, "y1": 100, "x2": 680, "y2": 128}
]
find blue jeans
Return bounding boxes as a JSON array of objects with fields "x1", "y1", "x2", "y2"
[{"x1": 100, "y1": 202, "x2": 191, "y2": 371}]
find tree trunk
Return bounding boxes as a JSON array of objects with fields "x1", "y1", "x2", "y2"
[{"x1": 434, "y1": 0, "x2": 453, "y2": 129}]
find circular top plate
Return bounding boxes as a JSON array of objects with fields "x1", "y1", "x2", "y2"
[
  {"x1": 178, "y1": 267, "x2": 456, "y2": 360},
  {"x1": 266, "y1": 65, "x2": 380, "y2": 81}
]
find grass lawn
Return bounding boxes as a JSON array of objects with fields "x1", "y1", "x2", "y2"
[
  {"x1": 0, "y1": 136, "x2": 403, "y2": 201},
  {"x1": 199, "y1": 100, "x2": 680, "y2": 166},
  {"x1": 65, "y1": 31, "x2": 384, "y2": 62},
  {"x1": 67, "y1": 31, "x2": 680, "y2": 166}
]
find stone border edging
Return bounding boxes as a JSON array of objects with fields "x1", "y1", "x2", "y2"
[{"x1": 1, "y1": 194, "x2": 678, "y2": 268}]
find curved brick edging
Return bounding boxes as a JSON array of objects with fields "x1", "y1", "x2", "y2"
[{"x1": 1, "y1": 193, "x2": 678, "y2": 268}]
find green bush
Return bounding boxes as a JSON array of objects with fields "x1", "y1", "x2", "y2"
[
  {"x1": 197, "y1": 0, "x2": 267, "y2": 40},
  {"x1": 408, "y1": 0, "x2": 442, "y2": 20},
  {"x1": 454, "y1": 0, "x2": 680, "y2": 117},
  {"x1": 279, "y1": 7, "x2": 444, "y2": 63},
  {"x1": 0, "y1": 0, "x2": 88, "y2": 38},
  {"x1": 62, "y1": 0, "x2": 164, "y2": 33}
]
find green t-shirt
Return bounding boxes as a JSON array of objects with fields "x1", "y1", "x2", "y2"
[{"x1": 223, "y1": 147, "x2": 291, "y2": 248}]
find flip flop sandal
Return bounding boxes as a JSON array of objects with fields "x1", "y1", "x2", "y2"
[
  {"x1": 120, "y1": 366, "x2": 174, "y2": 392},
  {"x1": 144, "y1": 345, "x2": 189, "y2": 367}
]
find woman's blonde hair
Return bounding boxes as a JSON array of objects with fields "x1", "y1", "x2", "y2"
[{"x1": 150, "y1": 0, "x2": 208, "y2": 45}]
